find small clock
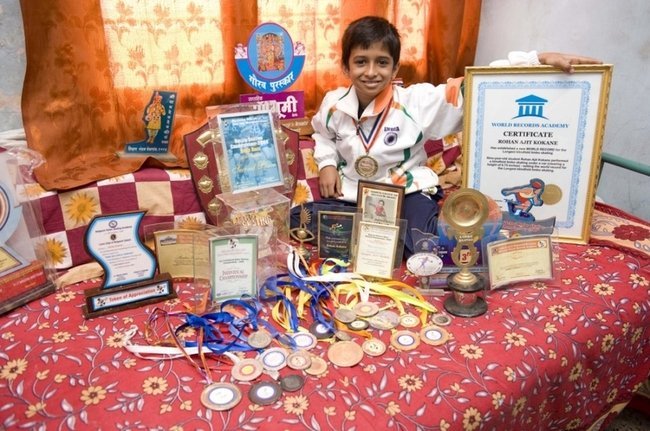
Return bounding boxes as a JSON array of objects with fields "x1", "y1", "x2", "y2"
[{"x1": 406, "y1": 252, "x2": 443, "y2": 277}]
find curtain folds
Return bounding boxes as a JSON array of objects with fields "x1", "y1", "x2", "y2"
[{"x1": 20, "y1": 0, "x2": 481, "y2": 190}]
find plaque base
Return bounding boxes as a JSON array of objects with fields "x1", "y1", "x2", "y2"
[
  {"x1": 0, "y1": 261, "x2": 54, "y2": 315},
  {"x1": 83, "y1": 273, "x2": 175, "y2": 319}
]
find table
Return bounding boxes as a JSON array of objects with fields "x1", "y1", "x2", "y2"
[{"x1": 1, "y1": 202, "x2": 649, "y2": 430}]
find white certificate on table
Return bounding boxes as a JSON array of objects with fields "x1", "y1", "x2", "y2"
[
  {"x1": 354, "y1": 221, "x2": 399, "y2": 279},
  {"x1": 462, "y1": 65, "x2": 612, "y2": 243}
]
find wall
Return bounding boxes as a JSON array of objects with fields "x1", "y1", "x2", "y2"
[
  {"x1": 0, "y1": 1, "x2": 25, "y2": 132},
  {"x1": 1, "y1": 1, "x2": 648, "y2": 219},
  {"x1": 476, "y1": 0, "x2": 650, "y2": 220}
]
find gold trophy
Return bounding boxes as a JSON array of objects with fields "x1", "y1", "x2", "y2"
[{"x1": 441, "y1": 188, "x2": 489, "y2": 317}]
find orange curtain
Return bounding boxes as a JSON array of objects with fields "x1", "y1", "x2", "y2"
[{"x1": 21, "y1": 0, "x2": 481, "y2": 190}]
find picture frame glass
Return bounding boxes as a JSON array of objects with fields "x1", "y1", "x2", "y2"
[{"x1": 462, "y1": 65, "x2": 612, "y2": 243}]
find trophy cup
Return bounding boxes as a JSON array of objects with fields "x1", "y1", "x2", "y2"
[{"x1": 441, "y1": 188, "x2": 489, "y2": 317}]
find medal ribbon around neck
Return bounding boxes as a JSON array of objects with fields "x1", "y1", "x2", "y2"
[{"x1": 356, "y1": 97, "x2": 393, "y2": 155}]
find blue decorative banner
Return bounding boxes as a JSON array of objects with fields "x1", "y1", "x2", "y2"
[{"x1": 235, "y1": 22, "x2": 305, "y2": 94}]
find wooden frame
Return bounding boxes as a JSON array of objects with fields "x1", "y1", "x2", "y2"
[
  {"x1": 356, "y1": 180, "x2": 405, "y2": 226},
  {"x1": 462, "y1": 65, "x2": 612, "y2": 243}
]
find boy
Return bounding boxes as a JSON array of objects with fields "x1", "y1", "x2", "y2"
[{"x1": 308, "y1": 16, "x2": 599, "y2": 257}]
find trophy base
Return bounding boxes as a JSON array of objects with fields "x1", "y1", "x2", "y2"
[{"x1": 443, "y1": 295, "x2": 487, "y2": 318}]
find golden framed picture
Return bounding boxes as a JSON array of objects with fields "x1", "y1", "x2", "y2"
[
  {"x1": 462, "y1": 65, "x2": 612, "y2": 243},
  {"x1": 356, "y1": 180, "x2": 405, "y2": 226}
]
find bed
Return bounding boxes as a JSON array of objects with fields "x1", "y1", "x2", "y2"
[{"x1": 1, "y1": 129, "x2": 649, "y2": 430}]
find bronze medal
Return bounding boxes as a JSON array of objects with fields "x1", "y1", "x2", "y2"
[
  {"x1": 231, "y1": 358, "x2": 263, "y2": 382},
  {"x1": 347, "y1": 319, "x2": 370, "y2": 331},
  {"x1": 354, "y1": 155, "x2": 379, "y2": 178},
  {"x1": 431, "y1": 313, "x2": 452, "y2": 327},
  {"x1": 304, "y1": 355, "x2": 328, "y2": 376},
  {"x1": 280, "y1": 374, "x2": 305, "y2": 392},
  {"x1": 327, "y1": 341, "x2": 364, "y2": 367},
  {"x1": 248, "y1": 381, "x2": 282, "y2": 406},
  {"x1": 309, "y1": 321, "x2": 335, "y2": 340},
  {"x1": 286, "y1": 350, "x2": 312, "y2": 370},
  {"x1": 353, "y1": 301, "x2": 379, "y2": 317}
]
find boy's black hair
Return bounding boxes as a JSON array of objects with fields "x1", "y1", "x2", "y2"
[{"x1": 341, "y1": 16, "x2": 401, "y2": 68}]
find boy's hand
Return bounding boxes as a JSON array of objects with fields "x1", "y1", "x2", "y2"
[
  {"x1": 319, "y1": 166, "x2": 342, "y2": 198},
  {"x1": 538, "y1": 52, "x2": 602, "y2": 73}
]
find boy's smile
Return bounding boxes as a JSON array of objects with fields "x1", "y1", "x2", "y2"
[{"x1": 344, "y1": 41, "x2": 399, "y2": 111}]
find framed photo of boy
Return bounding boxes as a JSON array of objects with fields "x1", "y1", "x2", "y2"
[
  {"x1": 356, "y1": 180, "x2": 405, "y2": 226},
  {"x1": 461, "y1": 65, "x2": 612, "y2": 243}
]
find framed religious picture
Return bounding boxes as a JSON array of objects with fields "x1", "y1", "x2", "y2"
[
  {"x1": 356, "y1": 180, "x2": 405, "y2": 226},
  {"x1": 462, "y1": 65, "x2": 612, "y2": 243}
]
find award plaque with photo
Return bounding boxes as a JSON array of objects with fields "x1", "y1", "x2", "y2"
[{"x1": 356, "y1": 180, "x2": 405, "y2": 226}]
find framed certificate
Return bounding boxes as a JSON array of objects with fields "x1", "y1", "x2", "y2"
[
  {"x1": 217, "y1": 110, "x2": 284, "y2": 193},
  {"x1": 209, "y1": 235, "x2": 258, "y2": 302},
  {"x1": 486, "y1": 235, "x2": 554, "y2": 289},
  {"x1": 354, "y1": 221, "x2": 399, "y2": 279},
  {"x1": 356, "y1": 180, "x2": 405, "y2": 225},
  {"x1": 462, "y1": 65, "x2": 612, "y2": 243}
]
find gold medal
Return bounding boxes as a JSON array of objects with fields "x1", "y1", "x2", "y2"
[
  {"x1": 362, "y1": 338, "x2": 387, "y2": 357},
  {"x1": 201, "y1": 382, "x2": 242, "y2": 411},
  {"x1": 390, "y1": 330, "x2": 420, "y2": 351},
  {"x1": 399, "y1": 313, "x2": 420, "y2": 328},
  {"x1": 420, "y1": 325, "x2": 450, "y2": 346},
  {"x1": 354, "y1": 155, "x2": 379, "y2": 178},
  {"x1": 542, "y1": 184, "x2": 563, "y2": 205}
]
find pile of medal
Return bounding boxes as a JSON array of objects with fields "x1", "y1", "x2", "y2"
[{"x1": 139, "y1": 252, "x2": 454, "y2": 412}]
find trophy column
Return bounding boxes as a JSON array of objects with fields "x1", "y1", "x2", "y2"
[{"x1": 441, "y1": 189, "x2": 489, "y2": 318}]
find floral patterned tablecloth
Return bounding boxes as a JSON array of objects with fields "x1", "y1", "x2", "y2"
[{"x1": 1, "y1": 204, "x2": 649, "y2": 431}]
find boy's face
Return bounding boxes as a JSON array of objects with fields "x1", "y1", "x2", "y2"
[{"x1": 344, "y1": 41, "x2": 399, "y2": 108}]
